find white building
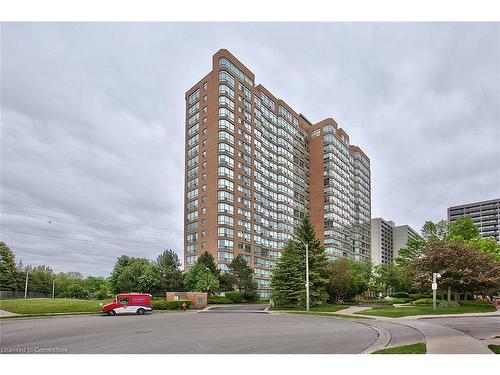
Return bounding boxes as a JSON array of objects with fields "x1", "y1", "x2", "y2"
[{"x1": 371, "y1": 218, "x2": 419, "y2": 265}]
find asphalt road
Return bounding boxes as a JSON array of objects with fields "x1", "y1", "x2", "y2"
[
  {"x1": 0, "y1": 311, "x2": 381, "y2": 354},
  {"x1": 1, "y1": 307, "x2": 495, "y2": 354},
  {"x1": 418, "y1": 316, "x2": 500, "y2": 340}
]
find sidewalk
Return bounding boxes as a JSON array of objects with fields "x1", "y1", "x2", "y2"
[
  {"x1": 398, "y1": 319, "x2": 493, "y2": 354},
  {"x1": 0, "y1": 309, "x2": 18, "y2": 318},
  {"x1": 339, "y1": 306, "x2": 498, "y2": 354}
]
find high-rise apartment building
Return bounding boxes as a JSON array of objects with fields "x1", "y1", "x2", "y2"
[
  {"x1": 448, "y1": 199, "x2": 500, "y2": 242},
  {"x1": 184, "y1": 50, "x2": 371, "y2": 298},
  {"x1": 371, "y1": 218, "x2": 418, "y2": 265}
]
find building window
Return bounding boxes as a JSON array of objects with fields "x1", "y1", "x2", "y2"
[{"x1": 203, "y1": 82, "x2": 207, "y2": 90}]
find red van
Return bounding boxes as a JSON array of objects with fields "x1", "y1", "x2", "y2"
[{"x1": 101, "y1": 293, "x2": 152, "y2": 316}]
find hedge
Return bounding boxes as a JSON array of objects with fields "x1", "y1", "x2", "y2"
[
  {"x1": 409, "y1": 293, "x2": 433, "y2": 301},
  {"x1": 208, "y1": 296, "x2": 231, "y2": 304},
  {"x1": 389, "y1": 292, "x2": 410, "y2": 299},
  {"x1": 151, "y1": 300, "x2": 192, "y2": 310},
  {"x1": 462, "y1": 300, "x2": 493, "y2": 306},
  {"x1": 413, "y1": 298, "x2": 434, "y2": 305},
  {"x1": 225, "y1": 292, "x2": 244, "y2": 303}
]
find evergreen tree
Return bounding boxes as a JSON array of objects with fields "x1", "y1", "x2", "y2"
[
  {"x1": 227, "y1": 254, "x2": 256, "y2": 292},
  {"x1": 155, "y1": 249, "x2": 184, "y2": 291},
  {"x1": 293, "y1": 215, "x2": 329, "y2": 305},
  {"x1": 271, "y1": 216, "x2": 329, "y2": 307},
  {"x1": 270, "y1": 241, "x2": 305, "y2": 307},
  {"x1": 196, "y1": 251, "x2": 220, "y2": 277},
  {"x1": 0, "y1": 242, "x2": 18, "y2": 290}
]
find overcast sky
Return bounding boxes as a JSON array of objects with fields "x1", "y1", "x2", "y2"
[{"x1": 1, "y1": 23, "x2": 499, "y2": 276}]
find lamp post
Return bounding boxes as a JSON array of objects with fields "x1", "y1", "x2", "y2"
[
  {"x1": 432, "y1": 272, "x2": 441, "y2": 312},
  {"x1": 24, "y1": 269, "x2": 29, "y2": 299},
  {"x1": 294, "y1": 235, "x2": 310, "y2": 312}
]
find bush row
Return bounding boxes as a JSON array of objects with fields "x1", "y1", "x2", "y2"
[
  {"x1": 208, "y1": 296, "x2": 231, "y2": 304},
  {"x1": 151, "y1": 300, "x2": 192, "y2": 310},
  {"x1": 225, "y1": 291, "x2": 260, "y2": 303}
]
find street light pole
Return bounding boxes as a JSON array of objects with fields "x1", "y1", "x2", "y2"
[
  {"x1": 432, "y1": 272, "x2": 441, "y2": 312},
  {"x1": 52, "y1": 279, "x2": 55, "y2": 299},
  {"x1": 24, "y1": 269, "x2": 29, "y2": 299},
  {"x1": 294, "y1": 235, "x2": 310, "y2": 312}
]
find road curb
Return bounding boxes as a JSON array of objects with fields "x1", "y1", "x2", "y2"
[{"x1": 356, "y1": 321, "x2": 392, "y2": 354}]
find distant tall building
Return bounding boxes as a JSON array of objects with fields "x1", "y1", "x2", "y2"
[
  {"x1": 184, "y1": 49, "x2": 371, "y2": 298},
  {"x1": 371, "y1": 218, "x2": 418, "y2": 265},
  {"x1": 448, "y1": 199, "x2": 500, "y2": 242}
]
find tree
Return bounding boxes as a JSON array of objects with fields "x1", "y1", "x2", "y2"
[
  {"x1": 196, "y1": 252, "x2": 220, "y2": 277},
  {"x1": 448, "y1": 215, "x2": 480, "y2": 241},
  {"x1": 326, "y1": 258, "x2": 354, "y2": 303},
  {"x1": 292, "y1": 215, "x2": 329, "y2": 305},
  {"x1": 27, "y1": 265, "x2": 54, "y2": 293},
  {"x1": 421, "y1": 220, "x2": 448, "y2": 243},
  {"x1": 184, "y1": 263, "x2": 219, "y2": 294},
  {"x1": 468, "y1": 237, "x2": 500, "y2": 261},
  {"x1": 155, "y1": 250, "x2": 184, "y2": 291},
  {"x1": 65, "y1": 283, "x2": 89, "y2": 299},
  {"x1": 219, "y1": 272, "x2": 237, "y2": 292},
  {"x1": 227, "y1": 255, "x2": 256, "y2": 293},
  {"x1": 374, "y1": 262, "x2": 408, "y2": 295},
  {"x1": 410, "y1": 240, "x2": 500, "y2": 302},
  {"x1": 0, "y1": 242, "x2": 18, "y2": 290},
  {"x1": 82, "y1": 276, "x2": 106, "y2": 294},
  {"x1": 271, "y1": 241, "x2": 305, "y2": 307},
  {"x1": 395, "y1": 236, "x2": 426, "y2": 268},
  {"x1": 109, "y1": 256, "x2": 159, "y2": 293}
]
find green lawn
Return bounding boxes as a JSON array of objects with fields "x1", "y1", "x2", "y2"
[
  {"x1": 0, "y1": 298, "x2": 113, "y2": 315},
  {"x1": 286, "y1": 311, "x2": 374, "y2": 319},
  {"x1": 355, "y1": 304, "x2": 496, "y2": 318},
  {"x1": 272, "y1": 304, "x2": 348, "y2": 313},
  {"x1": 373, "y1": 343, "x2": 426, "y2": 354},
  {"x1": 488, "y1": 345, "x2": 500, "y2": 354}
]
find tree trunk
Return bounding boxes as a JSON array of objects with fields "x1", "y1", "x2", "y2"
[
  {"x1": 447, "y1": 286, "x2": 451, "y2": 303},
  {"x1": 464, "y1": 290, "x2": 468, "y2": 302},
  {"x1": 455, "y1": 292, "x2": 460, "y2": 303}
]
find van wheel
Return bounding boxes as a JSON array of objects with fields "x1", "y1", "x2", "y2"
[
  {"x1": 137, "y1": 308, "x2": 145, "y2": 315},
  {"x1": 108, "y1": 310, "x2": 116, "y2": 316}
]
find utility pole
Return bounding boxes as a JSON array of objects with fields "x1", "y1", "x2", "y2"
[
  {"x1": 52, "y1": 279, "x2": 55, "y2": 299},
  {"x1": 24, "y1": 269, "x2": 29, "y2": 299}
]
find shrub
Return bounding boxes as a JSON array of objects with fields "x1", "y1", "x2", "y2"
[
  {"x1": 462, "y1": 299, "x2": 492, "y2": 306},
  {"x1": 225, "y1": 292, "x2": 244, "y2": 303},
  {"x1": 413, "y1": 298, "x2": 435, "y2": 305},
  {"x1": 166, "y1": 300, "x2": 192, "y2": 310},
  {"x1": 242, "y1": 291, "x2": 259, "y2": 303},
  {"x1": 439, "y1": 300, "x2": 459, "y2": 308},
  {"x1": 410, "y1": 293, "x2": 433, "y2": 301},
  {"x1": 151, "y1": 300, "x2": 169, "y2": 310},
  {"x1": 150, "y1": 300, "x2": 192, "y2": 310},
  {"x1": 95, "y1": 288, "x2": 109, "y2": 300},
  {"x1": 358, "y1": 299, "x2": 393, "y2": 305},
  {"x1": 65, "y1": 284, "x2": 89, "y2": 299},
  {"x1": 389, "y1": 298, "x2": 413, "y2": 304},
  {"x1": 390, "y1": 292, "x2": 410, "y2": 299},
  {"x1": 208, "y1": 296, "x2": 231, "y2": 304}
]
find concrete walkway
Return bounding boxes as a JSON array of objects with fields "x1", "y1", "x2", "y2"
[
  {"x1": 398, "y1": 319, "x2": 493, "y2": 354},
  {"x1": 339, "y1": 306, "x2": 497, "y2": 354},
  {"x1": 0, "y1": 309, "x2": 18, "y2": 317}
]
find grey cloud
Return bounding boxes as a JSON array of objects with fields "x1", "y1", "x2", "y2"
[{"x1": 1, "y1": 22, "x2": 499, "y2": 275}]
